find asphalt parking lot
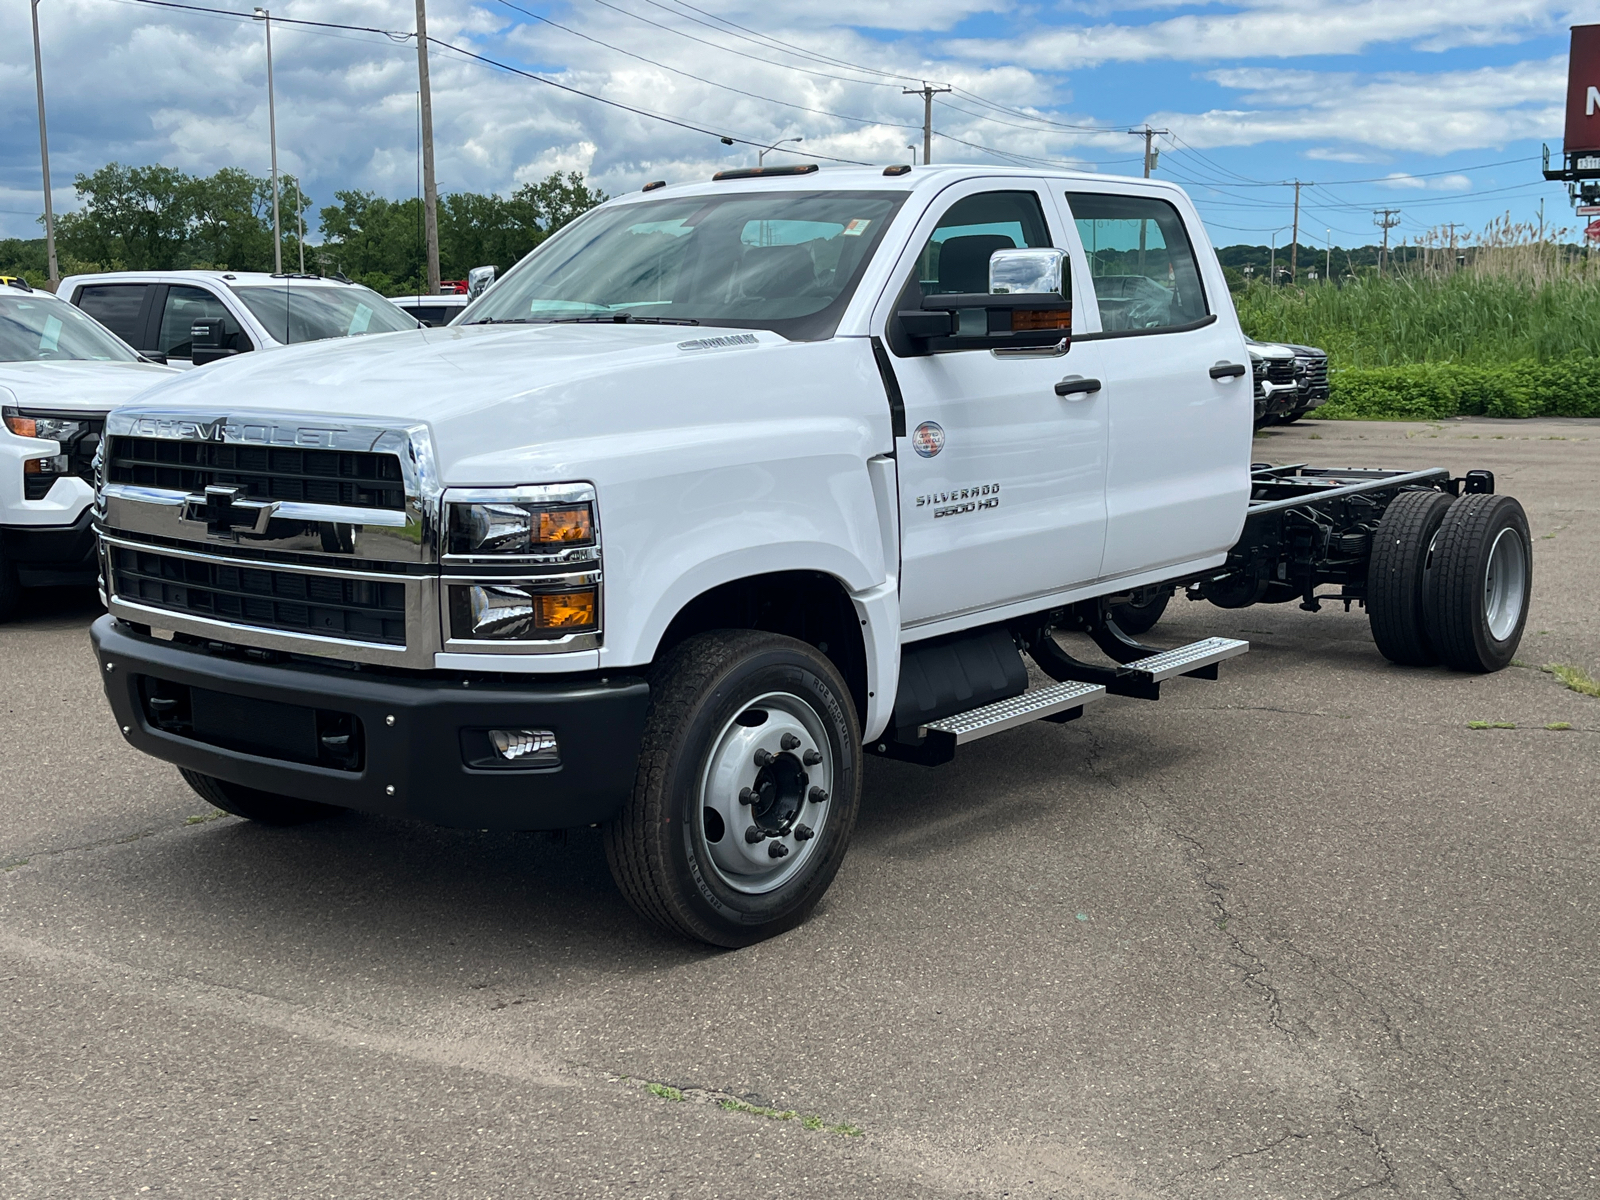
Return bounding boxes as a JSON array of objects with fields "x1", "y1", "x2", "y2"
[{"x1": 2, "y1": 416, "x2": 1596, "y2": 1200}]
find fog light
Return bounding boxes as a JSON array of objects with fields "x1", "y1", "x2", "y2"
[{"x1": 488, "y1": 728, "x2": 559, "y2": 763}]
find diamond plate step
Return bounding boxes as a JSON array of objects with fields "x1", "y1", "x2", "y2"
[
  {"x1": 1123, "y1": 636, "x2": 1249, "y2": 682},
  {"x1": 923, "y1": 679, "x2": 1108, "y2": 745}
]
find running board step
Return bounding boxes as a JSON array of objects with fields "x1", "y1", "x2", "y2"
[
  {"x1": 1123, "y1": 636, "x2": 1250, "y2": 683},
  {"x1": 924, "y1": 679, "x2": 1108, "y2": 745}
]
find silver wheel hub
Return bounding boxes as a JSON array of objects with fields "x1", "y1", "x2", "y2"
[
  {"x1": 699, "y1": 692, "x2": 832, "y2": 894},
  {"x1": 1483, "y1": 526, "x2": 1528, "y2": 642}
]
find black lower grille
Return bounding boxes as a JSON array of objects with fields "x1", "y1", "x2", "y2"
[
  {"x1": 110, "y1": 546, "x2": 407, "y2": 645},
  {"x1": 108, "y1": 437, "x2": 405, "y2": 511}
]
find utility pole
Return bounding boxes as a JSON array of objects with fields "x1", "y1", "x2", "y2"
[
  {"x1": 29, "y1": 0, "x2": 58, "y2": 287},
  {"x1": 1442, "y1": 221, "x2": 1461, "y2": 272},
  {"x1": 295, "y1": 178, "x2": 306, "y2": 274},
  {"x1": 253, "y1": 8, "x2": 281, "y2": 274},
  {"x1": 903, "y1": 83, "x2": 951, "y2": 166},
  {"x1": 1325, "y1": 228, "x2": 1331, "y2": 283},
  {"x1": 1373, "y1": 208, "x2": 1401, "y2": 276},
  {"x1": 415, "y1": 0, "x2": 441, "y2": 294},
  {"x1": 1128, "y1": 125, "x2": 1171, "y2": 178},
  {"x1": 1290, "y1": 180, "x2": 1305, "y2": 284}
]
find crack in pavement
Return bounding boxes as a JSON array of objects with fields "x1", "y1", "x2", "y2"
[{"x1": 1, "y1": 808, "x2": 231, "y2": 872}]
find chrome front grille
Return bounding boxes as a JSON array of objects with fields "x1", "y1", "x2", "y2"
[
  {"x1": 98, "y1": 410, "x2": 443, "y2": 667},
  {"x1": 108, "y1": 436, "x2": 406, "y2": 511},
  {"x1": 1296, "y1": 354, "x2": 1329, "y2": 398},
  {"x1": 1265, "y1": 359, "x2": 1296, "y2": 385},
  {"x1": 109, "y1": 542, "x2": 408, "y2": 645}
]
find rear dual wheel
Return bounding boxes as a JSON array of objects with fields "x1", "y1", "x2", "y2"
[{"x1": 1368, "y1": 490, "x2": 1530, "y2": 672}]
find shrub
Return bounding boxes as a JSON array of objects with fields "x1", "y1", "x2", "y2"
[{"x1": 1322, "y1": 358, "x2": 1600, "y2": 420}]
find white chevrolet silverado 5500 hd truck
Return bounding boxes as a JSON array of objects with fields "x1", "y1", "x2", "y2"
[{"x1": 88, "y1": 165, "x2": 1532, "y2": 945}]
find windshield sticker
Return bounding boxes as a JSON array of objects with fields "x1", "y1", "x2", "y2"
[
  {"x1": 912, "y1": 421, "x2": 944, "y2": 458},
  {"x1": 842, "y1": 219, "x2": 872, "y2": 237},
  {"x1": 677, "y1": 333, "x2": 759, "y2": 351}
]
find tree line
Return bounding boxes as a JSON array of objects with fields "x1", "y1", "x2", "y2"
[{"x1": 0, "y1": 162, "x2": 607, "y2": 295}]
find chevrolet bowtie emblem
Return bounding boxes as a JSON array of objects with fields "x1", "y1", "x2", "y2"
[{"x1": 181, "y1": 484, "x2": 278, "y2": 537}]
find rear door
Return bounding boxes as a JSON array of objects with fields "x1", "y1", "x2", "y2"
[
  {"x1": 879, "y1": 180, "x2": 1109, "y2": 631},
  {"x1": 1062, "y1": 188, "x2": 1252, "y2": 578},
  {"x1": 73, "y1": 283, "x2": 156, "y2": 352}
]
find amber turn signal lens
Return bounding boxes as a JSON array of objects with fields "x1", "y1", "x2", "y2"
[
  {"x1": 537, "y1": 589, "x2": 597, "y2": 629},
  {"x1": 4, "y1": 414, "x2": 37, "y2": 438},
  {"x1": 1012, "y1": 309, "x2": 1072, "y2": 332},
  {"x1": 537, "y1": 507, "x2": 593, "y2": 544}
]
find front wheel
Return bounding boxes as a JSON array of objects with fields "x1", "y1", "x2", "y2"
[
  {"x1": 605, "y1": 630, "x2": 862, "y2": 947},
  {"x1": 1425, "y1": 494, "x2": 1532, "y2": 673}
]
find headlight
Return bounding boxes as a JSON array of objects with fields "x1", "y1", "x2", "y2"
[
  {"x1": 445, "y1": 485, "x2": 596, "y2": 558},
  {"x1": 441, "y1": 483, "x2": 602, "y2": 648},
  {"x1": 3, "y1": 407, "x2": 84, "y2": 443}
]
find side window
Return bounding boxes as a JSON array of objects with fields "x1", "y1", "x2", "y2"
[
  {"x1": 157, "y1": 286, "x2": 251, "y2": 358},
  {"x1": 75, "y1": 284, "x2": 150, "y2": 346},
  {"x1": 916, "y1": 191, "x2": 1054, "y2": 295},
  {"x1": 1063, "y1": 192, "x2": 1208, "y2": 333}
]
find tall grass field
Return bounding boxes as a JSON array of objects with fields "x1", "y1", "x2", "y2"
[{"x1": 1232, "y1": 233, "x2": 1600, "y2": 419}]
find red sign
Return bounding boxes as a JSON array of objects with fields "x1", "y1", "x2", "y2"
[
  {"x1": 1586, "y1": 218, "x2": 1600, "y2": 243},
  {"x1": 1565, "y1": 25, "x2": 1600, "y2": 153}
]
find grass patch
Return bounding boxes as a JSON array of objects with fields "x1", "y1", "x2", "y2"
[
  {"x1": 637, "y1": 1080, "x2": 861, "y2": 1136},
  {"x1": 1546, "y1": 722, "x2": 1574, "y2": 731},
  {"x1": 1543, "y1": 663, "x2": 1600, "y2": 697},
  {"x1": 1467, "y1": 721, "x2": 1516, "y2": 729}
]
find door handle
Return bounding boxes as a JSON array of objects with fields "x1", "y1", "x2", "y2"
[
  {"x1": 1210, "y1": 362, "x2": 1247, "y2": 380},
  {"x1": 1054, "y1": 376, "x2": 1102, "y2": 398}
]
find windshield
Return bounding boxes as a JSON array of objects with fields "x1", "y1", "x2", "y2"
[
  {"x1": 0, "y1": 294, "x2": 138, "y2": 363},
  {"x1": 462, "y1": 189, "x2": 906, "y2": 341},
  {"x1": 232, "y1": 284, "x2": 417, "y2": 346}
]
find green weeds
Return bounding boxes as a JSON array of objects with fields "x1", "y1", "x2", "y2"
[
  {"x1": 637, "y1": 1079, "x2": 861, "y2": 1136},
  {"x1": 1467, "y1": 721, "x2": 1516, "y2": 729},
  {"x1": 1543, "y1": 663, "x2": 1600, "y2": 698}
]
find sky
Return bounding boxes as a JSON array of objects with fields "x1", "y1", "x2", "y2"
[{"x1": 3, "y1": 0, "x2": 1600, "y2": 250}]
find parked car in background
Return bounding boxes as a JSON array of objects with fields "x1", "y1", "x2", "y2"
[
  {"x1": 0, "y1": 280, "x2": 175, "y2": 619},
  {"x1": 58, "y1": 271, "x2": 420, "y2": 369},
  {"x1": 387, "y1": 293, "x2": 470, "y2": 327},
  {"x1": 1277, "y1": 342, "x2": 1329, "y2": 423},
  {"x1": 1247, "y1": 338, "x2": 1299, "y2": 428}
]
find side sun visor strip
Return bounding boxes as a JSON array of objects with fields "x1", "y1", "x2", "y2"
[{"x1": 870, "y1": 335, "x2": 907, "y2": 439}]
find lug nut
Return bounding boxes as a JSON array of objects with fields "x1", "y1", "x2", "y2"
[
  {"x1": 780, "y1": 733, "x2": 800, "y2": 751},
  {"x1": 803, "y1": 749, "x2": 822, "y2": 766},
  {"x1": 808, "y1": 786, "x2": 829, "y2": 804},
  {"x1": 753, "y1": 748, "x2": 773, "y2": 767},
  {"x1": 738, "y1": 787, "x2": 755, "y2": 806},
  {"x1": 768, "y1": 841, "x2": 790, "y2": 859},
  {"x1": 793, "y1": 824, "x2": 815, "y2": 841},
  {"x1": 744, "y1": 826, "x2": 766, "y2": 844}
]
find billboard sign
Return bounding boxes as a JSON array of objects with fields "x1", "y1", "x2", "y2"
[{"x1": 1565, "y1": 25, "x2": 1600, "y2": 153}]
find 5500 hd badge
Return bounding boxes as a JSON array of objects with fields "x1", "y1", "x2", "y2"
[{"x1": 915, "y1": 483, "x2": 1001, "y2": 519}]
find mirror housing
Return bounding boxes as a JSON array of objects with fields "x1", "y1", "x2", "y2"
[
  {"x1": 897, "y1": 248, "x2": 1070, "y2": 353},
  {"x1": 189, "y1": 318, "x2": 239, "y2": 367},
  {"x1": 467, "y1": 265, "x2": 497, "y2": 299}
]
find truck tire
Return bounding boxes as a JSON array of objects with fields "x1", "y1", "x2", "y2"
[
  {"x1": 1425, "y1": 493, "x2": 1532, "y2": 673},
  {"x1": 1366, "y1": 489, "x2": 1452, "y2": 666},
  {"x1": 179, "y1": 768, "x2": 337, "y2": 825},
  {"x1": 0, "y1": 541, "x2": 19, "y2": 622},
  {"x1": 605, "y1": 630, "x2": 862, "y2": 947},
  {"x1": 1108, "y1": 589, "x2": 1170, "y2": 636}
]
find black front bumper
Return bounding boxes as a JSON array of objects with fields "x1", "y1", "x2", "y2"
[
  {"x1": 2, "y1": 507, "x2": 98, "y2": 586},
  {"x1": 91, "y1": 615, "x2": 650, "y2": 830}
]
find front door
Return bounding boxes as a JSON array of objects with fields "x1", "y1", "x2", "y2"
[{"x1": 882, "y1": 183, "x2": 1109, "y2": 630}]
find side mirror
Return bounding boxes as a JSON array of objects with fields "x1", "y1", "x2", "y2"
[
  {"x1": 189, "y1": 318, "x2": 239, "y2": 367},
  {"x1": 898, "y1": 247, "x2": 1071, "y2": 353},
  {"x1": 467, "y1": 265, "x2": 497, "y2": 299}
]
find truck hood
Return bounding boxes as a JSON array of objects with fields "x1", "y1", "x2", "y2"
[
  {"x1": 0, "y1": 359, "x2": 178, "y2": 412},
  {"x1": 108, "y1": 322, "x2": 801, "y2": 481}
]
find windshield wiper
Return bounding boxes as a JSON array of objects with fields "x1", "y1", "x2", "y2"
[
  {"x1": 466, "y1": 314, "x2": 700, "y2": 327},
  {"x1": 463, "y1": 317, "x2": 539, "y2": 325}
]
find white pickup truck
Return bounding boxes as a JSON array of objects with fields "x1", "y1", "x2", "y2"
[{"x1": 88, "y1": 165, "x2": 1532, "y2": 945}]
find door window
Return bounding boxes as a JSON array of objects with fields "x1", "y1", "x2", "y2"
[
  {"x1": 75, "y1": 284, "x2": 149, "y2": 346},
  {"x1": 914, "y1": 191, "x2": 1054, "y2": 296},
  {"x1": 157, "y1": 286, "x2": 251, "y2": 358},
  {"x1": 1063, "y1": 193, "x2": 1208, "y2": 332}
]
